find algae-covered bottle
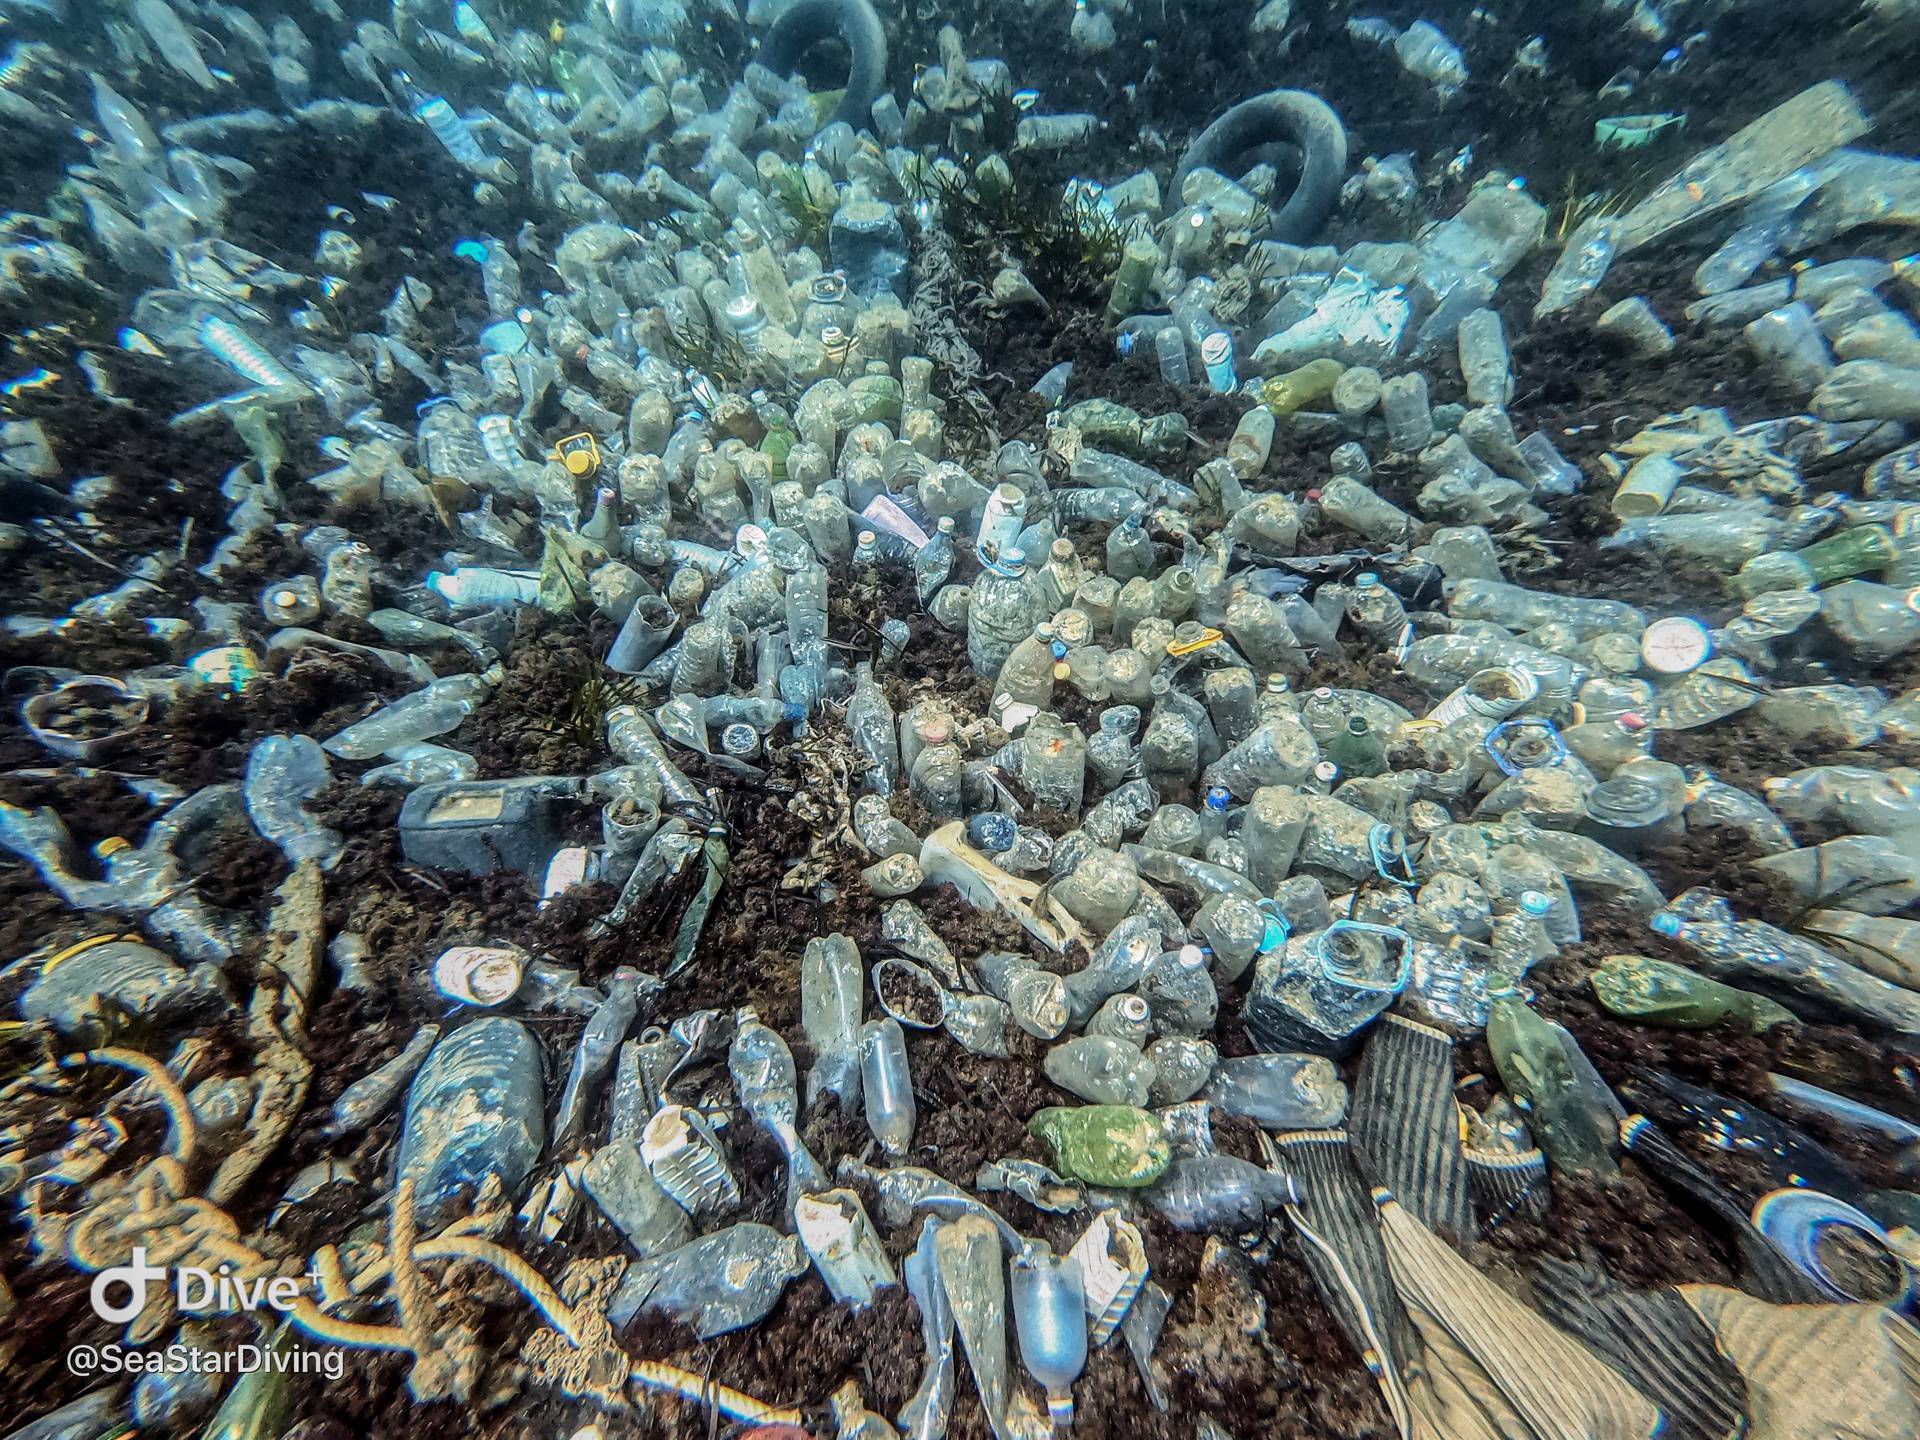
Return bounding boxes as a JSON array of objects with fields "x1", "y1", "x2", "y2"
[
  {"x1": 1590, "y1": 953, "x2": 1795, "y2": 1032},
  {"x1": 1027, "y1": 1104, "x2": 1171, "y2": 1188}
]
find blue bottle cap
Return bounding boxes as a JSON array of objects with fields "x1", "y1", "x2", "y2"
[{"x1": 1649, "y1": 912, "x2": 1682, "y2": 937}]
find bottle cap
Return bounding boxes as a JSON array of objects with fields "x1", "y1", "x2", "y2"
[
  {"x1": 1519, "y1": 891, "x2": 1552, "y2": 917},
  {"x1": 1640, "y1": 616, "x2": 1712, "y2": 674},
  {"x1": 1618, "y1": 711, "x2": 1647, "y2": 731},
  {"x1": 1649, "y1": 912, "x2": 1682, "y2": 937}
]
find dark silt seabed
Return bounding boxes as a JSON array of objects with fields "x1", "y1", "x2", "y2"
[{"x1": 4, "y1": 1, "x2": 1920, "y2": 1437}]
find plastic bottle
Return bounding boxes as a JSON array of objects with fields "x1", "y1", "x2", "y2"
[
  {"x1": 1154, "y1": 325, "x2": 1191, "y2": 386},
  {"x1": 1457, "y1": 307, "x2": 1514, "y2": 407},
  {"x1": 1319, "y1": 475, "x2": 1415, "y2": 544},
  {"x1": 397, "y1": 1018, "x2": 547, "y2": 1226},
  {"x1": 1745, "y1": 303, "x2": 1833, "y2": 392},
  {"x1": 1325, "y1": 714, "x2": 1388, "y2": 778},
  {"x1": 1346, "y1": 572, "x2": 1408, "y2": 643},
  {"x1": 829, "y1": 194, "x2": 908, "y2": 300},
  {"x1": 859, "y1": 1017, "x2": 916, "y2": 1157},
  {"x1": 243, "y1": 734, "x2": 343, "y2": 870},
  {"x1": 1380, "y1": 371, "x2": 1434, "y2": 453},
  {"x1": 1010, "y1": 1249, "x2": 1088, "y2": 1426},
  {"x1": 1597, "y1": 299, "x2": 1674, "y2": 360},
  {"x1": 322, "y1": 667, "x2": 502, "y2": 760},
  {"x1": 1200, "y1": 332, "x2": 1238, "y2": 394},
  {"x1": 802, "y1": 935, "x2": 864, "y2": 1114},
  {"x1": 1227, "y1": 407, "x2": 1276, "y2": 480},
  {"x1": 847, "y1": 662, "x2": 900, "y2": 793},
  {"x1": 967, "y1": 549, "x2": 1040, "y2": 679},
  {"x1": 1106, "y1": 516, "x2": 1156, "y2": 583},
  {"x1": 1485, "y1": 983, "x2": 1620, "y2": 1182},
  {"x1": 1395, "y1": 20, "x2": 1467, "y2": 100},
  {"x1": 1820, "y1": 581, "x2": 1920, "y2": 660}
]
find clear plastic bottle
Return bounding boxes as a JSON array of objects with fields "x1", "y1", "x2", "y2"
[
  {"x1": 1457, "y1": 307, "x2": 1514, "y2": 408},
  {"x1": 1010, "y1": 1249, "x2": 1088, "y2": 1426},
  {"x1": 1380, "y1": 372, "x2": 1434, "y2": 453},
  {"x1": 968, "y1": 549, "x2": 1041, "y2": 679},
  {"x1": 847, "y1": 662, "x2": 900, "y2": 793},
  {"x1": 1395, "y1": 19, "x2": 1467, "y2": 99},
  {"x1": 997, "y1": 624, "x2": 1064, "y2": 709},
  {"x1": 1536, "y1": 216, "x2": 1617, "y2": 319},
  {"x1": 1227, "y1": 406, "x2": 1276, "y2": 480},
  {"x1": 1106, "y1": 516, "x2": 1156, "y2": 583},
  {"x1": 913, "y1": 516, "x2": 958, "y2": 605},
  {"x1": 859, "y1": 1017, "x2": 915, "y2": 1157},
  {"x1": 902, "y1": 741, "x2": 961, "y2": 823},
  {"x1": 1154, "y1": 325, "x2": 1191, "y2": 386},
  {"x1": 322, "y1": 667, "x2": 502, "y2": 760},
  {"x1": 1346, "y1": 572, "x2": 1408, "y2": 643}
]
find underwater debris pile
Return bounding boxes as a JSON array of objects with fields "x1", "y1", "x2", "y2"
[{"x1": 5, "y1": 1, "x2": 1920, "y2": 1439}]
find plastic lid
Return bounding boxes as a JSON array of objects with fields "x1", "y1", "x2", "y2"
[
  {"x1": 1617, "y1": 711, "x2": 1647, "y2": 731},
  {"x1": 1356, "y1": 571, "x2": 1380, "y2": 588},
  {"x1": 1640, "y1": 616, "x2": 1712, "y2": 674},
  {"x1": 1649, "y1": 912, "x2": 1682, "y2": 937},
  {"x1": 1519, "y1": 891, "x2": 1552, "y2": 917},
  {"x1": 1002, "y1": 547, "x2": 1027, "y2": 570},
  {"x1": 1200, "y1": 331, "x2": 1232, "y2": 364},
  {"x1": 1205, "y1": 784, "x2": 1231, "y2": 811}
]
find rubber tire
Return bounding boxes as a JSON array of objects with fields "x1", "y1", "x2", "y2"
[
  {"x1": 761, "y1": 0, "x2": 889, "y2": 135},
  {"x1": 1171, "y1": 89, "x2": 1349, "y2": 244}
]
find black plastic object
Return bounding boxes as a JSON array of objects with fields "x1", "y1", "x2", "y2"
[
  {"x1": 1170, "y1": 90, "x2": 1349, "y2": 244},
  {"x1": 398, "y1": 776, "x2": 580, "y2": 877},
  {"x1": 1532, "y1": 1259, "x2": 1750, "y2": 1440},
  {"x1": 760, "y1": 0, "x2": 888, "y2": 133},
  {"x1": 1619, "y1": 1114, "x2": 1828, "y2": 1306},
  {"x1": 1350, "y1": 1014, "x2": 1476, "y2": 1243}
]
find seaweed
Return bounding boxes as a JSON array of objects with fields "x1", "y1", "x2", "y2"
[
  {"x1": 913, "y1": 156, "x2": 1140, "y2": 306},
  {"x1": 658, "y1": 307, "x2": 754, "y2": 393},
  {"x1": 545, "y1": 662, "x2": 647, "y2": 753},
  {"x1": 767, "y1": 160, "x2": 835, "y2": 255}
]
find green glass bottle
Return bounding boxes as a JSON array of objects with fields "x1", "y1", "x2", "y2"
[
  {"x1": 1325, "y1": 713, "x2": 1388, "y2": 778},
  {"x1": 1799, "y1": 524, "x2": 1896, "y2": 584},
  {"x1": 1486, "y1": 981, "x2": 1621, "y2": 1182}
]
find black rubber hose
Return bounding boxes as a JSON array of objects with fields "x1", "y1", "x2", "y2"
[
  {"x1": 760, "y1": 0, "x2": 888, "y2": 134},
  {"x1": 1171, "y1": 89, "x2": 1348, "y2": 244}
]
